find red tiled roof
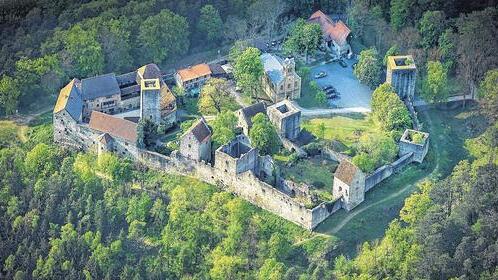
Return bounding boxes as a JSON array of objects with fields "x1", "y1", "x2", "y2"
[
  {"x1": 334, "y1": 160, "x2": 362, "y2": 185},
  {"x1": 309, "y1": 10, "x2": 350, "y2": 46},
  {"x1": 177, "y1": 64, "x2": 212, "y2": 82},
  {"x1": 89, "y1": 111, "x2": 138, "y2": 143}
]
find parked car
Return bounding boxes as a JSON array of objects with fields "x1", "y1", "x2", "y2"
[
  {"x1": 321, "y1": 85, "x2": 336, "y2": 92},
  {"x1": 339, "y1": 59, "x2": 348, "y2": 68},
  {"x1": 327, "y1": 92, "x2": 339, "y2": 99},
  {"x1": 314, "y1": 71, "x2": 327, "y2": 79}
]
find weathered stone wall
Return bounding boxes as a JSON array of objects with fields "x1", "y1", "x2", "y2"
[
  {"x1": 399, "y1": 137, "x2": 429, "y2": 163},
  {"x1": 365, "y1": 152, "x2": 413, "y2": 192}
]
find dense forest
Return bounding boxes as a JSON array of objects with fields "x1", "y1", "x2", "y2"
[{"x1": 1, "y1": 0, "x2": 498, "y2": 279}]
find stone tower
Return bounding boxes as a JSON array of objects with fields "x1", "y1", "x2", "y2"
[
  {"x1": 283, "y1": 57, "x2": 295, "y2": 76},
  {"x1": 332, "y1": 160, "x2": 366, "y2": 211},
  {"x1": 140, "y1": 78, "x2": 161, "y2": 124},
  {"x1": 386, "y1": 55, "x2": 417, "y2": 100}
]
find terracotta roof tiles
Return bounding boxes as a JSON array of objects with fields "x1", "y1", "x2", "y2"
[
  {"x1": 309, "y1": 10, "x2": 350, "y2": 46},
  {"x1": 177, "y1": 64, "x2": 212, "y2": 82}
]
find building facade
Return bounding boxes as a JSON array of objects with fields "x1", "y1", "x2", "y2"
[
  {"x1": 175, "y1": 63, "x2": 212, "y2": 91},
  {"x1": 332, "y1": 160, "x2": 366, "y2": 211},
  {"x1": 179, "y1": 118, "x2": 212, "y2": 162},
  {"x1": 261, "y1": 53, "x2": 301, "y2": 103},
  {"x1": 308, "y1": 10, "x2": 352, "y2": 58}
]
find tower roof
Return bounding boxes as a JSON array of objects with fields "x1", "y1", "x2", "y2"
[
  {"x1": 334, "y1": 160, "x2": 363, "y2": 185},
  {"x1": 387, "y1": 55, "x2": 416, "y2": 71}
]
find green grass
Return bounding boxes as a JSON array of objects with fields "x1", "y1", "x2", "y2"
[
  {"x1": 296, "y1": 79, "x2": 328, "y2": 109},
  {"x1": 0, "y1": 121, "x2": 23, "y2": 147},
  {"x1": 303, "y1": 114, "x2": 381, "y2": 147},
  {"x1": 311, "y1": 105, "x2": 486, "y2": 257}
]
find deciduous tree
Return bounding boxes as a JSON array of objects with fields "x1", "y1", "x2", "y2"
[
  {"x1": 354, "y1": 48, "x2": 382, "y2": 89},
  {"x1": 283, "y1": 19, "x2": 322, "y2": 63},
  {"x1": 233, "y1": 47, "x2": 264, "y2": 99},
  {"x1": 422, "y1": 60, "x2": 448, "y2": 103},
  {"x1": 249, "y1": 113, "x2": 280, "y2": 155},
  {"x1": 198, "y1": 78, "x2": 238, "y2": 115},
  {"x1": 198, "y1": 5, "x2": 223, "y2": 44},
  {"x1": 211, "y1": 111, "x2": 238, "y2": 146}
]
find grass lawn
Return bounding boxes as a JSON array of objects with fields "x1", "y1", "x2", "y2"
[
  {"x1": 302, "y1": 114, "x2": 381, "y2": 147},
  {"x1": 311, "y1": 105, "x2": 486, "y2": 257},
  {"x1": 296, "y1": 79, "x2": 328, "y2": 109},
  {"x1": 276, "y1": 156, "x2": 338, "y2": 203}
]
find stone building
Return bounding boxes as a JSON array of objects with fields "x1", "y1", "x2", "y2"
[
  {"x1": 215, "y1": 135, "x2": 258, "y2": 175},
  {"x1": 179, "y1": 118, "x2": 212, "y2": 162},
  {"x1": 237, "y1": 102, "x2": 266, "y2": 135},
  {"x1": 175, "y1": 63, "x2": 212, "y2": 91},
  {"x1": 88, "y1": 111, "x2": 139, "y2": 158},
  {"x1": 261, "y1": 53, "x2": 301, "y2": 103},
  {"x1": 399, "y1": 129, "x2": 429, "y2": 163},
  {"x1": 386, "y1": 55, "x2": 417, "y2": 100},
  {"x1": 267, "y1": 100, "x2": 301, "y2": 140},
  {"x1": 53, "y1": 78, "x2": 85, "y2": 149},
  {"x1": 308, "y1": 10, "x2": 352, "y2": 58},
  {"x1": 332, "y1": 160, "x2": 366, "y2": 211}
]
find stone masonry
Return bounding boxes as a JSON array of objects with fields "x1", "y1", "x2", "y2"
[
  {"x1": 386, "y1": 55, "x2": 417, "y2": 100},
  {"x1": 267, "y1": 100, "x2": 301, "y2": 140}
]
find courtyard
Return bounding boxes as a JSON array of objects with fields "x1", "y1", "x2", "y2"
[{"x1": 305, "y1": 59, "x2": 372, "y2": 110}]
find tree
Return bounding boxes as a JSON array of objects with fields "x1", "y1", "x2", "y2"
[
  {"x1": 422, "y1": 61, "x2": 448, "y2": 103},
  {"x1": 211, "y1": 111, "x2": 238, "y2": 146},
  {"x1": 248, "y1": 0, "x2": 287, "y2": 41},
  {"x1": 139, "y1": 10, "x2": 189, "y2": 64},
  {"x1": 390, "y1": 0, "x2": 410, "y2": 31},
  {"x1": 198, "y1": 78, "x2": 238, "y2": 115},
  {"x1": 418, "y1": 11, "x2": 446, "y2": 50},
  {"x1": 64, "y1": 25, "x2": 104, "y2": 77},
  {"x1": 354, "y1": 48, "x2": 382, "y2": 88},
  {"x1": 258, "y1": 258, "x2": 285, "y2": 280},
  {"x1": 283, "y1": 19, "x2": 322, "y2": 63},
  {"x1": 249, "y1": 113, "x2": 280, "y2": 155},
  {"x1": 383, "y1": 44, "x2": 399, "y2": 66},
  {"x1": 315, "y1": 90, "x2": 327, "y2": 105},
  {"x1": 371, "y1": 83, "x2": 412, "y2": 134},
  {"x1": 198, "y1": 5, "x2": 223, "y2": 44},
  {"x1": 0, "y1": 75, "x2": 20, "y2": 115},
  {"x1": 478, "y1": 69, "x2": 498, "y2": 122},
  {"x1": 15, "y1": 54, "x2": 64, "y2": 97},
  {"x1": 438, "y1": 29, "x2": 458, "y2": 73},
  {"x1": 97, "y1": 19, "x2": 133, "y2": 73},
  {"x1": 456, "y1": 7, "x2": 498, "y2": 103},
  {"x1": 352, "y1": 133, "x2": 398, "y2": 173},
  {"x1": 233, "y1": 47, "x2": 264, "y2": 99},
  {"x1": 223, "y1": 16, "x2": 248, "y2": 42}
]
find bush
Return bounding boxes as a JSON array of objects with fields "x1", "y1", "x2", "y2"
[{"x1": 352, "y1": 134, "x2": 398, "y2": 173}]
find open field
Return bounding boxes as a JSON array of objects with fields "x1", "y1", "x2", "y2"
[
  {"x1": 310, "y1": 105, "x2": 486, "y2": 257},
  {"x1": 303, "y1": 114, "x2": 381, "y2": 148}
]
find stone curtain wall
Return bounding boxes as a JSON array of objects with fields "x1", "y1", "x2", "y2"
[
  {"x1": 136, "y1": 148, "x2": 340, "y2": 230},
  {"x1": 365, "y1": 152, "x2": 413, "y2": 192}
]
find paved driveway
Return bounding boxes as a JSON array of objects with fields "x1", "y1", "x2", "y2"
[{"x1": 310, "y1": 60, "x2": 372, "y2": 110}]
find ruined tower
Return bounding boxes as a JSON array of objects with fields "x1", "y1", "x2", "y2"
[
  {"x1": 140, "y1": 78, "x2": 161, "y2": 124},
  {"x1": 386, "y1": 55, "x2": 417, "y2": 100}
]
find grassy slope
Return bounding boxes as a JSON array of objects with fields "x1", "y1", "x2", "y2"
[{"x1": 312, "y1": 105, "x2": 485, "y2": 257}]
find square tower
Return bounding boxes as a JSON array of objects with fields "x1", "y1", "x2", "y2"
[
  {"x1": 140, "y1": 78, "x2": 161, "y2": 124},
  {"x1": 332, "y1": 160, "x2": 366, "y2": 211},
  {"x1": 386, "y1": 55, "x2": 417, "y2": 100},
  {"x1": 267, "y1": 100, "x2": 301, "y2": 140}
]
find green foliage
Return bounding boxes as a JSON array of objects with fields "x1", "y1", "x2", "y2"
[
  {"x1": 283, "y1": 19, "x2": 322, "y2": 62},
  {"x1": 138, "y1": 9, "x2": 189, "y2": 64},
  {"x1": 211, "y1": 111, "x2": 238, "y2": 146},
  {"x1": 418, "y1": 11, "x2": 447, "y2": 49},
  {"x1": 64, "y1": 25, "x2": 104, "y2": 77},
  {"x1": 371, "y1": 83, "x2": 412, "y2": 135},
  {"x1": 478, "y1": 69, "x2": 498, "y2": 121},
  {"x1": 354, "y1": 48, "x2": 382, "y2": 89},
  {"x1": 249, "y1": 113, "x2": 280, "y2": 155},
  {"x1": 390, "y1": 0, "x2": 410, "y2": 30},
  {"x1": 315, "y1": 90, "x2": 327, "y2": 105},
  {"x1": 352, "y1": 133, "x2": 398, "y2": 173},
  {"x1": 198, "y1": 5, "x2": 223, "y2": 44},
  {"x1": 258, "y1": 258, "x2": 285, "y2": 280},
  {"x1": 198, "y1": 78, "x2": 238, "y2": 115},
  {"x1": 422, "y1": 60, "x2": 448, "y2": 103},
  {"x1": 438, "y1": 29, "x2": 458, "y2": 72},
  {"x1": 0, "y1": 75, "x2": 20, "y2": 115},
  {"x1": 383, "y1": 44, "x2": 398, "y2": 66},
  {"x1": 233, "y1": 47, "x2": 264, "y2": 99}
]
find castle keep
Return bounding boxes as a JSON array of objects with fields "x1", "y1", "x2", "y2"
[{"x1": 386, "y1": 55, "x2": 417, "y2": 100}]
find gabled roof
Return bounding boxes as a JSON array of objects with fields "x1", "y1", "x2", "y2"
[
  {"x1": 261, "y1": 53, "x2": 285, "y2": 85},
  {"x1": 209, "y1": 63, "x2": 226, "y2": 76},
  {"x1": 309, "y1": 10, "x2": 350, "y2": 46},
  {"x1": 188, "y1": 118, "x2": 211, "y2": 143},
  {"x1": 81, "y1": 73, "x2": 120, "y2": 100},
  {"x1": 334, "y1": 160, "x2": 363, "y2": 185},
  {"x1": 136, "y1": 64, "x2": 162, "y2": 84},
  {"x1": 89, "y1": 111, "x2": 138, "y2": 143},
  {"x1": 177, "y1": 64, "x2": 212, "y2": 82},
  {"x1": 160, "y1": 82, "x2": 176, "y2": 110},
  {"x1": 54, "y1": 78, "x2": 82, "y2": 121},
  {"x1": 240, "y1": 102, "x2": 266, "y2": 127},
  {"x1": 98, "y1": 133, "x2": 113, "y2": 145}
]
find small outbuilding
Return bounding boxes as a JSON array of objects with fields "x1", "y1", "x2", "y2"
[
  {"x1": 332, "y1": 160, "x2": 366, "y2": 211},
  {"x1": 179, "y1": 118, "x2": 212, "y2": 162}
]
